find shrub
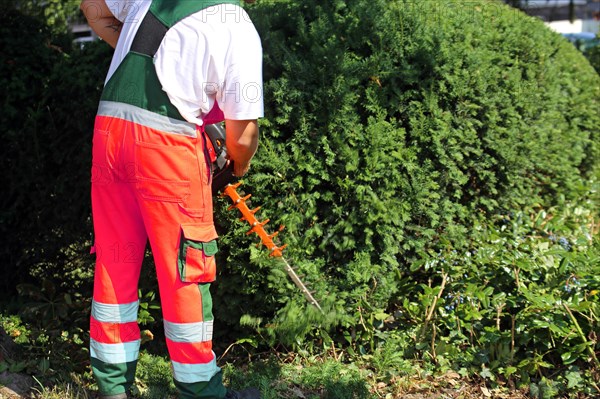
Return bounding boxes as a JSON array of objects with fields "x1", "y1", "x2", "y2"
[
  {"x1": 216, "y1": 0, "x2": 599, "y2": 333},
  {"x1": 212, "y1": 0, "x2": 600, "y2": 392},
  {"x1": 583, "y1": 38, "x2": 600, "y2": 74},
  {"x1": 0, "y1": 8, "x2": 111, "y2": 298},
  {"x1": 0, "y1": 9, "x2": 65, "y2": 295}
]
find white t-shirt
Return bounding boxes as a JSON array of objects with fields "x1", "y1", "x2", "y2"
[{"x1": 104, "y1": 1, "x2": 264, "y2": 125}]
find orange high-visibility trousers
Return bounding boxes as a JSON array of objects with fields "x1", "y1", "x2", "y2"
[{"x1": 90, "y1": 103, "x2": 226, "y2": 398}]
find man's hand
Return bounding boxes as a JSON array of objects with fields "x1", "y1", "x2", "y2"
[
  {"x1": 80, "y1": 0, "x2": 122, "y2": 48},
  {"x1": 225, "y1": 119, "x2": 259, "y2": 177}
]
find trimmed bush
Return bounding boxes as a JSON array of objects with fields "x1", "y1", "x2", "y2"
[
  {"x1": 215, "y1": 0, "x2": 599, "y2": 328},
  {"x1": 214, "y1": 0, "x2": 600, "y2": 369}
]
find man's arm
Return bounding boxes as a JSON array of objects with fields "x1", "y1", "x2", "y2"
[
  {"x1": 80, "y1": 0, "x2": 122, "y2": 48},
  {"x1": 225, "y1": 119, "x2": 259, "y2": 177}
]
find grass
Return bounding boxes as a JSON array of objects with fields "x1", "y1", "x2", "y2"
[{"x1": 0, "y1": 348, "x2": 536, "y2": 399}]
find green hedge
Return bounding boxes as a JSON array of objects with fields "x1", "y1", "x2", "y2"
[
  {"x1": 212, "y1": 1, "x2": 600, "y2": 394},
  {"x1": 213, "y1": 0, "x2": 599, "y2": 328},
  {"x1": 0, "y1": 9, "x2": 110, "y2": 295}
]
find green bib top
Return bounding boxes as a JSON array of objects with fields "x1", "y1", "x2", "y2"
[{"x1": 100, "y1": 0, "x2": 239, "y2": 121}]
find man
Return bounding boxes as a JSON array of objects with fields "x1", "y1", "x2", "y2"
[{"x1": 80, "y1": 0, "x2": 262, "y2": 398}]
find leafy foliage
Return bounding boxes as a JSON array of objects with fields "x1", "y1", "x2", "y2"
[
  {"x1": 0, "y1": 9, "x2": 111, "y2": 296},
  {"x1": 583, "y1": 37, "x2": 600, "y2": 74},
  {"x1": 399, "y1": 186, "x2": 600, "y2": 396},
  {"x1": 0, "y1": 0, "x2": 82, "y2": 34},
  {"x1": 213, "y1": 0, "x2": 600, "y2": 395},
  {"x1": 218, "y1": 0, "x2": 599, "y2": 336}
]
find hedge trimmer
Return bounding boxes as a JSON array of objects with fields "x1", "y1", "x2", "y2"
[{"x1": 205, "y1": 123, "x2": 323, "y2": 312}]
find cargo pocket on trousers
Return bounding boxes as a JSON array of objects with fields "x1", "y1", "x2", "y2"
[{"x1": 178, "y1": 223, "x2": 219, "y2": 283}]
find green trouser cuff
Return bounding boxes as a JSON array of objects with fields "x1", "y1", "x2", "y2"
[
  {"x1": 91, "y1": 357, "x2": 137, "y2": 396},
  {"x1": 174, "y1": 370, "x2": 227, "y2": 399}
]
